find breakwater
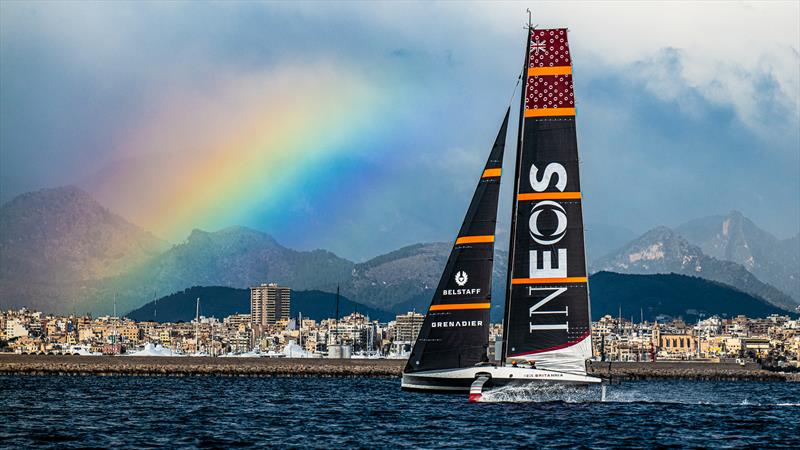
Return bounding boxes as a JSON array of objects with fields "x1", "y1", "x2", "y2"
[
  {"x1": 587, "y1": 361, "x2": 798, "y2": 381},
  {"x1": 1, "y1": 355, "x2": 797, "y2": 381},
  {"x1": 0, "y1": 355, "x2": 404, "y2": 377}
]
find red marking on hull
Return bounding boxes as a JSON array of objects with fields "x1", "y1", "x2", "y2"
[
  {"x1": 469, "y1": 393, "x2": 482, "y2": 403},
  {"x1": 508, "y1": 331, "x2": 590, "y2": 357}
]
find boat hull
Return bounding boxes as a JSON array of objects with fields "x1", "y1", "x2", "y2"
[{"x1": 401, "y1": 366, "x2": 601, "y2": 393}]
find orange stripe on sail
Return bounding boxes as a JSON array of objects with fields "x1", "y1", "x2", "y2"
[
  {"x1": 511, "y1": 277, "x2": 588, "y2": 285},
  {"x1": 481, "y1": 168, "x2": 502, "y2": 178},
  {"x1": 429, "y1": 303, "x2": 491, "y2": 311},
  {"x1": 528, "y1": 66, "x2": 572, "y2": 76},
  {"x1": 517, "y1": 192, "x2": 581, "y2": 201},
  {"x1": 524, "y1": 107, "x2": 576, "y2": 117},
  {"x1": 455, "y1": 235, "x2": 495, "y2": 245}
]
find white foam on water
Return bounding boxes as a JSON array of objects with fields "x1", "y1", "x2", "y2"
[
  {"x1": 478, "y1": 383, "x2": 601, "y2": 403},
  {"x1": 478, "y1": 385, "x2": 800, "y2": 406}
]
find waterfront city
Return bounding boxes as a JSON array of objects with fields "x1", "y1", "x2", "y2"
[{"x1": 2, "y1": 283, "x2": 798, "y2": 369}]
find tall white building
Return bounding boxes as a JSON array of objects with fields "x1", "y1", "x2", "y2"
[
  {"x1": 5, "y1": 318, "x2": 29, "y2": 339},
  {"x1": 393, "y1": 312, "x2": 424, "y2": 344}
]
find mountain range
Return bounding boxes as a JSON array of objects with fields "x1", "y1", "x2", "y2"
[
  {"x1": 593, "y1": 226, "x2": 797, "y2": 310},
  {"x1": 675, "y1": 211, "x2": 799, "y2": 304},
  {"x1": 1, "y1": 186, "x2": 797, "y2": 318},
  {"x1": 0, "y1": 187, "x2": 168, "y2": 314},
  {"x1": 0, "y1": 186, "x2": 166, "y2": 282}
]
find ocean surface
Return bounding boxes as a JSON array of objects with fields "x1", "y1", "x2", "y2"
[{"x1": 1, "y1": 376, "x2": 798, "y2": 448}]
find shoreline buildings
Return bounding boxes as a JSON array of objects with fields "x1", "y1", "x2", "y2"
[
  {"x1": 591, "y1": 313, "x2": 800, "y2": 368},
  {"x1": 1, "y1": 303, "x2": 798, "y2": 368}
]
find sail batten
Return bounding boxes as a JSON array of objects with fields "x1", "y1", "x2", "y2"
[
  {"x1": 403, "y1": 108, "x2": 509, "y2": 374},
  {"x1": 502, "y1": 27, "x2": 593, "y2": 375}
]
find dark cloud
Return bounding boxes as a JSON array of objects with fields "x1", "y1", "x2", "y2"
[{"x1": 1, "y1": 2, "x2": 797, "y2": 262}]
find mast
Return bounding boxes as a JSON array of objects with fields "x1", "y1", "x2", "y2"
[
  {"x1": 334, "y1": 285, "x2": 340, "y2": 345},
  {"x1": 501, "y1": 23, "x2": 534, "y2": 365},
  {"x1": 195, "y1": 297, "x2": 200, "y2": 354},
  {"x1": 112, "y1": 293, "x2": 117, "y2": 352},
  {"x1": 211, "y1": 315, "x2": 215, "y2": 357},
  {"x1": 368, "y1": 317, "x2": 373, "y2": 355}
]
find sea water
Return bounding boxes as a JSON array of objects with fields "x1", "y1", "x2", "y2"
[{"x1": 1, "y1": 376, "x2": 798, "y2": 448}]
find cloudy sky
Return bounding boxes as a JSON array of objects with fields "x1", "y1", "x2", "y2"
[{"x1": 1, "y1": 1, "x2": 798, "y2": 260}]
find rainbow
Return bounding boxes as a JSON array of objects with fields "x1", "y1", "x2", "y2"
[{"x1": 98, "y1": 65, "x2": 401, "y2": 243}]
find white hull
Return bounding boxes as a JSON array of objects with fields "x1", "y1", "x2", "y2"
[{"x1": 401, "y1": 366, "x2": 600, "y2": 393}]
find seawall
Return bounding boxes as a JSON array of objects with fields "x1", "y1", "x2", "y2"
[
  {"x1": 0, "y1": 355, "x2": 404, "y2": 377},
  {"x1": 1, "y1": 355, "x2": 797, "y2": 381},
  {"x1": 587, "y1": 361, "x2": 796, "y2": 381}
]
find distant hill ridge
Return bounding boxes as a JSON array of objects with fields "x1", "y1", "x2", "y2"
[
  {"x1": 126, "y1": 286, "x2": 395, "y2": 323},
  {"x1": 588, "y1": 272, "x2": 792, "y2": 322},
  {"x1": 127, "y1": 273, "x2": 795, "y2": 325},
  {"x1": 2, "y1": 186, "x2": 798, "y2": 317}
]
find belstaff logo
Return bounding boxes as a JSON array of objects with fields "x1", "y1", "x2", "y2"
[{"x1": 443, "y1": 271, "x2": 480, "y2": 296}]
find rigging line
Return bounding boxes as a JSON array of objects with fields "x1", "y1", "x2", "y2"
[{"x1": 507, "y1": 67, "x2": 524, "y2": 108}]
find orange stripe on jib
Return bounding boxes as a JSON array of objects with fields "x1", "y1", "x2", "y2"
[
  {"x1": 455, "y1": 235, "x2": 495, "y2": 245},
  {"x1": 517, "y1": 192, "x2": 581, "y2": 201},
  {"x1": 528, "y1": 66, "x2": 572, "y2": 76},
  {"x1": 524, "y1": 107, "x2": 576, "y2": 118},
  {"x1": 429, "y1": 303, "x2": 491, "y2": 311},
  {"x1": 482, "y1": 168, "x2": 502, "y2": 178},
  {"x1": 511, "y1": 277, "x2": 588, "y2": 285}
]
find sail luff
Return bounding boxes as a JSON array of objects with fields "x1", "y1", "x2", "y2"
[
  {"x1": 404, "y1": 109, "x2": 509, "y2": 374},
  {"x1": 500, "y1": 27, "x2": 534, "y2": 365}
]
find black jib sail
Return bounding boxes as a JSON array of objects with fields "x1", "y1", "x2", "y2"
[
  {"x1": 404, "y1": 108, "x2": 509, "y2": 374},
  {"x1": 502, "y1": 28, "x2": 592, "y2": 375}
]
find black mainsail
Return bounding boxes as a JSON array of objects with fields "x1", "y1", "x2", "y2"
[
  {"x1": 404, "y1": 109, "x2": 509, "y2": 374},
  {"x1": 501, "y1": 27, "x2": 592, "y2": 375}
]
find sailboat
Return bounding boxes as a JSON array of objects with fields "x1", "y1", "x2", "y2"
[{"x1": 401, "y1": 21, "x2": 601, "y2": 399}]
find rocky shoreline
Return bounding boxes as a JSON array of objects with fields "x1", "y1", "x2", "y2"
[{"x1": 1, "y1": 355, "x2": 798, "y2": 381}]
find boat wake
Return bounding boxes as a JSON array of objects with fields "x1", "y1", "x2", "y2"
[
  {"x1": 478, "y1": 383, "x2": 601, "y2": 403},
  {"x1": 478, "y1": 384, "x2": 800, "y2": 406}
]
